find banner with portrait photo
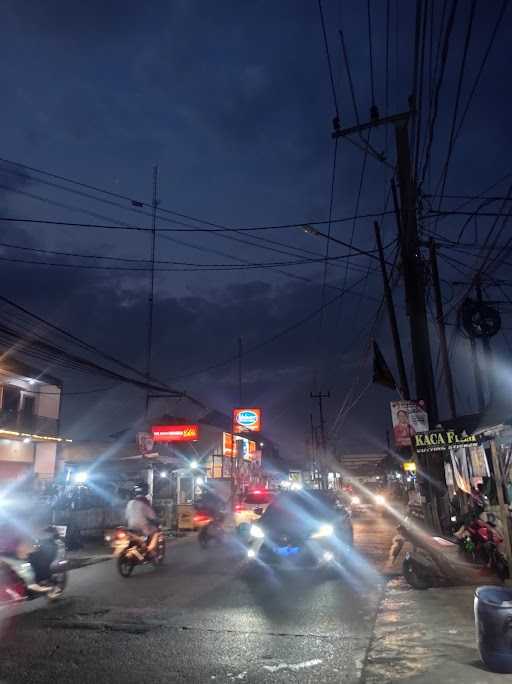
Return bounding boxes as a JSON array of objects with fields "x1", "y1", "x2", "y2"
[{"x1": 390, "y1": 400, "x2": 429, "y2": 448}]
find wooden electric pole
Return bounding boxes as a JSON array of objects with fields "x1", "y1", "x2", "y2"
[
  {"x1": 429, "y1": 239, "x2": 457, "y2": 419},
  {"x1": 374, "y1": 221, "x2": 410, "y2": 399},
  {"x1": 333, "y1": 112, "x2": 445, "y2": 530},
  {"x1": 475, "y1": 276, "x2": 494, "y2": 404}
]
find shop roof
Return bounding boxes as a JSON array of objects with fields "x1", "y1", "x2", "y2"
[{"x1": 0, "y1": 355, "x2": 62, "y2": 387}]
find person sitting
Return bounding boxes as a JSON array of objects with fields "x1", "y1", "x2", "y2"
[{"x1": 125, "y1": 483, "x2": 159, "y2": 557}]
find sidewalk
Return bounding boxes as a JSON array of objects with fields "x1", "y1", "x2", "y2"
[
  {"x1": 364, "y1": 578, "x2": 512, "y2": 683},
  {"x1": 66, "y1": 530, "x2": 194, "y2": 570}
]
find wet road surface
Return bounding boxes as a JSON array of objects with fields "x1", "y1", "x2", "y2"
[{"x1": 0, "y1": 513, "x2": 397, "y2": 683}]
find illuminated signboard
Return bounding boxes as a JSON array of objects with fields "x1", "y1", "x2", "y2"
[
  {"x1": 151, "y1": 424, "x2": 199, "y2": 443},
  {"x1": 403, "y1": 461, "x2": 416, "y2": 472},
  {"x1": 223, "y1": 432, "x2": 233, "y2": 457},
  {"x1": 232, "y1": 407, "x2": 262, "y2": 434}
]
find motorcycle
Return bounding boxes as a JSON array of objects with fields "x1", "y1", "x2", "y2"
[
  {"x1": 195, "y1": 510, "x2": 225, "y2": 549},
  {"x1": 0, "y1": 527, "x2": 68, "y2": 605},
  {"x1": 454, "y1": 512, "x2": 509, "y2": 581},
  {"x1": 391, "y1": 516, "x2": 506, "y2": 589},
  {"x1": 112, "y1": 526, "x2": 166, "y2": 578}
]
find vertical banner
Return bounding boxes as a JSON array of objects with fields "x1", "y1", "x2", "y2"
[{"x1": 390, "y1": 400, "x2": 429, "y2": 448}]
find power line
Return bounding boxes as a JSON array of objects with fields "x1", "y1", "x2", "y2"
[
  {"x1": 0, "y1": 248, "x2": 391, "y2": 274},
  {"x1": 367, "y1": 0, "x2": 376, "y2": 107},
  {"x1": 0, "y1": 293, "x2": 190, "y2": 398},
  {"x1": 164, "y1": 274, "x2": 370, "y2": 383},
  {"x1": 433, "y1": 0, "x2": 477, "y2": 212},
  {"x1": 452, "y1": 0, "x2": 510, "y2": 145},
  {"x1": 318, "y1": 0, "x2": 340, "y2": 118},
  {"x1": 417, "y1": 0, "x2": 458, "y2": 192},
  {"x1": 0, "y1": 210, "x2": 397, "y2": 234}
]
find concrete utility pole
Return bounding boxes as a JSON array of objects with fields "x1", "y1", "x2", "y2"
[
  {"x1": 333, "y1": 112, "x2": 445, "y2": 529},
  {"x1": 310, "y1": 391, "x2": 330, "y2": 489},
  {"x1": 429, "y1": 239, "x2": 457, "y2": 419},
  {"x1": 374, "y1": 220, "x2": 410, "y2": 399}
]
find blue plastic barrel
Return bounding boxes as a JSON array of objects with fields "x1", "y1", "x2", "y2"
[{"x1": 475, "y1": 586, "x2": 512, "y2": 673}]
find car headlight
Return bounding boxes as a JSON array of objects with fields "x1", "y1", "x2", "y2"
[
  {"x1": 375, "y1": 495, "x2": 385, "y2": 505},
  {"x1": 311, "y1": 523, "x2": 334, "y2": 539},
  {"x1": 250, "y1": 524, "x2": 264, "y2": 539},
  {"x1": 351, "y1": 496, "x2": 361, "y2": 505}
]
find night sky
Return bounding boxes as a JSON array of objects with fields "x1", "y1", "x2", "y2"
[{"x1": 1, "y1": 1, "x2": 511, "y2": 460}]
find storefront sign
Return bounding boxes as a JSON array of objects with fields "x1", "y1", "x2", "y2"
[
  {"x1": 414, "y1": 429, "x2": 478, "y2": 454},
  {"x1": 403, "y1": 461, "x2": 416, "y2": 472},
  {"x1": 232, "y1": 407, "x2": 262, "y2": 434},
  {"x1": 223, "y1": 432, "x2": 233, "y2": 457},
  {"x1": 136, "y1": 432, "x2": 154, "y2": 454},
  {"x1": 390, "y1": 401, "x2": 429, "y2": 448},
  {"x1": 151, "y1": 424, "x2": 199, "y2": 443}
]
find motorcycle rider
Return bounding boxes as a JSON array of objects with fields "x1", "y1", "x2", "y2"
[{"x1": 125, "y1": 483, "x2": 159, "y2": 557}]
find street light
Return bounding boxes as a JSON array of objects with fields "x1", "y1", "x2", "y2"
[
  {"x1": 303, "y1": 223, "x2": 384, "y2": 264},
  {"x1": 160, "y1": 470, "x2": 168, "y2": 479},
  {"x1": 190, "y1": 459, "x2": 199, "y2": 470},
  {"x1": 73, "y1": 471, "x2": 88, "y2": 484},
  {"x1": 303, "y1": 223, "x2": 321, "y2": 237}
]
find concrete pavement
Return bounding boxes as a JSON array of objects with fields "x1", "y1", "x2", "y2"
[{"x1": 365, "y1": 578, "x2": 512, "y2": 683}]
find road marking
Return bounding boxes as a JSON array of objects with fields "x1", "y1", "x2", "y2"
[{"x1": 263, "y1": 658, "x2": 322, "y2": 673}]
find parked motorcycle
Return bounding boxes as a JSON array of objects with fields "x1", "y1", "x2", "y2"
[
  {"x1": 391, "y1": 516, "x2": 507, "y2": 589},
  {"x1": 454, "y1": 512, "x2": 509, "y2": 581},
  {"x1": 0, "y1": 527, "x2": 68, "y2": 604},
  {"x1": 112, "y1": 526, "x2": 166, "y2": 577}
]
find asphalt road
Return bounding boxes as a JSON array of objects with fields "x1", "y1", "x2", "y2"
[{"x1": 0, "y1": 513, "x2": 397, "y2": 684}]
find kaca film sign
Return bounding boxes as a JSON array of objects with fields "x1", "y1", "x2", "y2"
[{"x1": 414, "y1": 429, "x2": 478, "y2": 454}]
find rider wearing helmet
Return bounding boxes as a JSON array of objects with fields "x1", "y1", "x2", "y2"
[{"x1": 125, "y1": 483, "x2": 159, "y2": 557}]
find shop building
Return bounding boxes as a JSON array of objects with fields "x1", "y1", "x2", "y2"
[{"x1": 0, "y1": 358, "x2": 67, "y2": 484}]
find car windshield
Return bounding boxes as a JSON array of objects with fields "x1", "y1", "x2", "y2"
[{"x1": 261, "y1": 491, "x2": 339, "y2": 528}]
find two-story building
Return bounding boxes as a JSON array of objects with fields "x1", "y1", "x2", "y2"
[{"x1": 0, "y1": 357, "x2": 68, "y2": 484}]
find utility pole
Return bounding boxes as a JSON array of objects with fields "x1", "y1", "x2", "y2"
[
  {"x1": 310, "y1": 412, "x2": 317, "y2": 484},
  {"x1": 333, "y1": 112, "x2": 445, "y2": 530},
  {"x1": 238, "y1": 337, "x2": 243, "y2": 405},
  {"x1": 475, "y1": 275, "x2": 493, "y2": 404},
  {"x1": 394, "y1": 122, "x2": 438, "y2": 423},
  {"x1": 145, "y1": 165, "x2": 159, "y2": 417},
  {"x1": 469, "y1": 335, "x2": 485, "y2": 412},
  {"x1": 374, "y1": 221, "x2": 410, "y2": 399},
  {"x1": 429, "y1": 239, "x2": 457, "y2": 419},
  {"x1": 310, "y1": 391, "x2": 330, "y2": 489}
]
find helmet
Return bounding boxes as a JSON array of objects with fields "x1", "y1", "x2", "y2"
[{"x1": 133, "y1": 482, "x2": 149, "y2": 497}]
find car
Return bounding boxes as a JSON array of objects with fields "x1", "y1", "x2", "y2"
[
  {"x1": 234, "y1": 488, "x2": 274, "y2": 531},
  {"x1": 349, "y1": 482, "x2": 388, "y2": 515},
  {"x1": 244, "y1": 489, "x2": 353, "y2": 571}
]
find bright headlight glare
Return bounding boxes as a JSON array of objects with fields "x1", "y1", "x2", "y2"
[
  {"x1": 311, "y1": 523, "x2": 334, "y2": 539},
  {"x1": 376, "y1": 494, "x2": 385, "y2": 505},
  {"x1": 250, "y1": 524, "x2": 264, "y2": 539},
  {"x1": 351, "y1": 496, "x2": 361, "y2": 505}
]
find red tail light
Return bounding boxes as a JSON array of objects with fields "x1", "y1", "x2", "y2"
[
  {"x1": 235, "y1": 504, "x2": 244, "y2": 512},
  {"x1": 193, "y1": 513, "x2": 212, "y2": 524}
]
